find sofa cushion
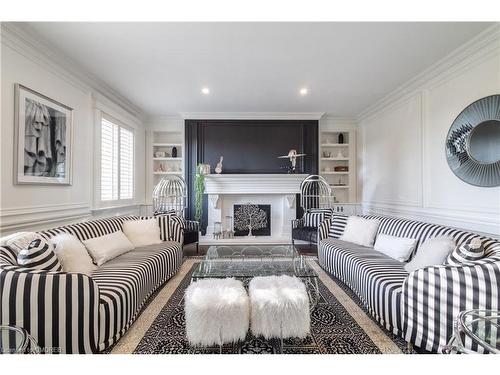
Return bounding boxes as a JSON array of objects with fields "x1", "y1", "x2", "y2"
[
  {"x1": 83, "y1": 231, "x2": 135, "y2": 266},
  {"x1": 445, "y1": 238, "x2": 485, "y2": 266},
  {"x1": 51, "y1": 233, "x2": 97, "y2": 276},
  {"x1": 404, "y1": 236, "x2": 456, "y2": 273},
  {"x1": 17, "y1": 238, "x2": 63, "y2": 271},
  {"x1": 123, "y1": 219, "x2": 162, "y2": 247},
  {"x1": 340, "y1": 216, "x2": 380, "y2": 247},
  {"x1": 91, "y1": 241, "x2": 183, "y2": 350},
  {"x1": 374, "y1": 234, "x2": 417, "y2": 262},
  {"x1": 319, "y1": 238, "x2": 408, "y2": 333}
]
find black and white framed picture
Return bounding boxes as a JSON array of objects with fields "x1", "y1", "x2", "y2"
[{"x1": 14, "y1": 84, "x2": 73, "y2": 185}]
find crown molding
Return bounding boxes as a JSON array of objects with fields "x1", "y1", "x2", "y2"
[
  {"x1": 358, "y1": 23, "x2": 500, "y2": 122},
  {"x1": 179, "y1": 112, "x2": 325, "y2": 120},
  {"x1": 1, "y1": 23, "x2": 146, "y2": 123}
]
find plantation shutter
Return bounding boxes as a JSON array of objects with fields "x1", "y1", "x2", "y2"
[{"x1": 100, "y1": 115, "x2": 134, "y2": 202}]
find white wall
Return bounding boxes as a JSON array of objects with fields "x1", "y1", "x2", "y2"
[
  {"x1": 359, "y1": 25, "x2": 500, "y2": 236},
  {"x1": 0, "y1": 24, "x2": 146, "y2": 235}
]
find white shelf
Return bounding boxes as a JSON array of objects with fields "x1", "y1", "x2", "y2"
[
  {"x1": 330, "y1": 185, "x2": 349, "y2": 189},
  {"x1": 153, "y1": 171, "x2": 183, "y2": 175},
  {"x1": 321, "y1": 171, "x2": 349, "y2": 175},
  {"x1": 153, "y1": 157, "x2": 183, "y2": 161},
  {"x1": 321, "y1": 158, "x2": 350, "y2": 161},
  {"x1": 321, "y1": 143, "x2": 349, "y2": 147},
  {"x1": 153, "y1": 143, "x2": 182, "y2": 147}
]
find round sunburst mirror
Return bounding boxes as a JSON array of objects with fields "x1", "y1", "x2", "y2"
[{"x1": 446, "y1": 95, "x2": 500, "y2": 187}]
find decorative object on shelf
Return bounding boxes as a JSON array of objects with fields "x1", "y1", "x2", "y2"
[
  {"x1": 336, "y1": 150, "x2": 344, "y2": 158},
  {"x1": 152, "y1": 174, "x2": 187, "y2": 216},
  {"x1": 155, "y1": 151, "x2": 166, "y2": 158},
  {"x1": 194, "y1": 164, "x2": 208, "y2": 222},
  {"x1": 172, "y1": 146, "x2": 178, "y2": 158},
  {"x1": 322, "y1": 151, "x2": 331, "y2": 158},
  {"x1": 338, "y1": 133, "x2": 344, "y2": 144},
  {"x1": 14, "y1": 84, "x2": 73, "y2": 185},
  {"x1": 213, "y1": 221, "x2": 222, "y2": 239},
  {"x1": 334, "y1": 166, "x2": 349, "y2": 172},
  {"x1": 300, "y1": 175, "x2": 332, "y2": 210},
  {"x1": 233, "y1": 204, "x2": 269, "y2": 237},
  {"x1": 277, "y1": 149, "x2": 306, "y2": 173},
  {"x1": 446, "y1": 95, "x2": 500, "y2": 187},
  {"x1": 222, "y1": 215, "x2": 234, "y2": 239},
  {"x1": 199, "y1": 163, "x2": 211, "y2": 175},
  {"x1": 215, "y1": 156, "x2": 223, "y2": 174}
]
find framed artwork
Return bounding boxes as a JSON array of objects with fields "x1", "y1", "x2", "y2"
[{"x1": 14, "y1": 84, "x2": 73, "y2": 185}]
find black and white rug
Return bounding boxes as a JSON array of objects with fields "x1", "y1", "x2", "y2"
[{"x1": 111, "y1": 259, "x2": 411, "y2": 354}]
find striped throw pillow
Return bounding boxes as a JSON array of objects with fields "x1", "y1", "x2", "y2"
[
  {"x1": 17, "y1": 238, "x2": 63, "y2": 271},
  {"x1": 445, "y1": 238, "x2": 484, "y2": 266},
  {"x1": 303, "y1": 212, "x2": 325, "y2": 227},
  {"x1": 328, "y1": 215, "x2": 349, "y2": 238}
]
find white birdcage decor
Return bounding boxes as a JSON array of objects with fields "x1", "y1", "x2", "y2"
[
  {"x1": 300, "y1": 175, "x2": 333, "y2": 211},
  {"x1": 152, "y1": 175, "x2": 187, "y2": 216}
]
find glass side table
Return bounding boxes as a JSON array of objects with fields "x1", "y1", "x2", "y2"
[
  {"x1": 444, "y1": 310, "x2": 500, "y2": 354},
  {"x1": 0, "y1": 325, "x2": 39, "y2": 354}
]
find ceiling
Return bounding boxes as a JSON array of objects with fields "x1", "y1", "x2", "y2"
[{"x1": 22, "y1": 22, "x2": 493, "y2": 117}]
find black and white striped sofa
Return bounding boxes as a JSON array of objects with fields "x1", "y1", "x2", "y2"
[
  {"x1": 0, "y1": 215, "x2": 184, "y2": 353},
  {"x1": 318, "y1": 214, "x2": 500, "y2": 353}
]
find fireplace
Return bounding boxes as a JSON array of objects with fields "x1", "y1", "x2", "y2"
[{"x1": 233, "y1": 204, "x2": 271, "y2": 236}]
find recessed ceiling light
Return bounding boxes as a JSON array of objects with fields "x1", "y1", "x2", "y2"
[
  {"x1": 201, "y1": 87, "x2": 210, "y2": 95},
  {"x1": 300, "y1": 88, "x2": 308, "y2": 95}
]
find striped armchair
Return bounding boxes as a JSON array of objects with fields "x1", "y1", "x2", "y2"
[
  {"x1": 318, "y1": 214, "x2": 500, "y2": 353},
  {"x1": 0, "y1": 215, "x2": 184, "y2": 353}
]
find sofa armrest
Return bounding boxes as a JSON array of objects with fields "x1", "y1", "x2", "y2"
[
  {"x1": 0, "y1": 265, "x2": 100, "y2": 353},
  {"x1": 291, "y1": 218, "x2": 304, "y2": 229},
  {"x1": 318, "y1": 218, "x2": 331, "y2": 241},
  {"x1": 184, "y1": 220, "x2": 200, "y2": 232},
  {"x1": 401, "y1": 259, "x2": 500, "y2": 353}
]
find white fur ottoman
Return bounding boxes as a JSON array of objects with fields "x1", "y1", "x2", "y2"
[
  {"x1": 249, "y1": 275, "x2": 310, "y2": 340},
  {"x1": 185, "y1": 278, "x2": 249, "y2": 347}
]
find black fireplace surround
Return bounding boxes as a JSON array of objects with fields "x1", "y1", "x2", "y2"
[{"x1": 185, "y1": 119, "x2": 319, "y2": 231}]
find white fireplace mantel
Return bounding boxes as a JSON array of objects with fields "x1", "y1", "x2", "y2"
[
  {"x1": 201, "y1": 174, "x2": 308, "y2": 245},
  {"x1": 204, "y1": 174, "x2": 308, "y2": 195}
]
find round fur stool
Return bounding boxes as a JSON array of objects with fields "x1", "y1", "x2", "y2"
[
  {"x1": 249, "y1": 275, "x2": 310, "y2": 350},
  {"x1": 185, "y1": 278, "x2": 249, "y2": 351}
]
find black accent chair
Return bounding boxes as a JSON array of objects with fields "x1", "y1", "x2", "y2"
[
  {"x1": 183, "y1": 220, "x2": 200, "y2": 253},
  {"x1": 291, "y1": 208, "x2": 333, "y2": 247}
]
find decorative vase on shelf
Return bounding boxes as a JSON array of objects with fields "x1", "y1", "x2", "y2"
[
  {"x1": 172, "y1": 146, "x2": 178, "y2": 158},
  {"x1": 338, "y1": 133, "x2": 344, "y2": 144},
  {"x1": 215, "y1": 156, "x2": 223, "y2": 174}
]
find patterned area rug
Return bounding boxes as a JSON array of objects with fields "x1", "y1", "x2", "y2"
[{"x1": 111, "y1": 258, "x2": 409, "y2": 354}]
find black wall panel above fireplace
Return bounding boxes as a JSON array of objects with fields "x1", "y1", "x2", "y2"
[{"x1": 185, "y1": 119, "x2": 318, "y2": 225}]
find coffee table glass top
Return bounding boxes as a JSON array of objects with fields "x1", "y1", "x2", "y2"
[{"x1": 192, "y1": 244, "x2": 317, "y2": 279}]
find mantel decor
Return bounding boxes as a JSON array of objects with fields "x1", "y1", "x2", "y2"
[
  {"x1": 445, "y1": 94, "x2": 500, "y2": 187},
  {"x1": 14, "y1": 84, "x2": 73, "y2": 185}
]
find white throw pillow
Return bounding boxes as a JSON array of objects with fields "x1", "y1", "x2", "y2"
[
  {"x1": 404, "y1": 236, "x2": 456, "y2": 273},
  {"x1": 1, "y1": 232, "x2": 44, "y2": 255},
  {"x1": 122, "y1": 219, "x2": 162, "y2": 247},
  {"x1": 339, "y1": 216, "x2": 380, "y2": 247},
  {"x1": 51, "y1": 233, "x2": 97, "y2": 276},
  {"x1": 83, "y1": 231, "x2": 134, "y2": 266},
  {"x1": 374, "y1": 234, "x2": 417, "y2": 262}
]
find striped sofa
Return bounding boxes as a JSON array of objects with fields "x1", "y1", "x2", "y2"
[
  {"x1": 0, "y1": 215, "x2": 184, "y2": 353},
  {"x1": 318, "y1": 214, "x2": 500, "y2": 353}
]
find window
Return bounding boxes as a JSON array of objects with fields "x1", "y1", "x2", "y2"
[{"x1": 100, "y1": 116, "x2": 134, "y2": 202}]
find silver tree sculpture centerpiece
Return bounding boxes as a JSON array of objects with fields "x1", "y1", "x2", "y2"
[{"x1": 234, "y1": 204, "x2": 267, "y2": 237}]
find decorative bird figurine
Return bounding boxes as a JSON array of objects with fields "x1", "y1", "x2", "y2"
[
  {"x1": 215, "y1": 156, "x2": 223, "y2": 174},
  {"x1": 277, "y1": 149, "x2": 306, "y2": 173}
]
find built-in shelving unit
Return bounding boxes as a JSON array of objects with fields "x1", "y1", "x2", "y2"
[
  {"x1": 319, "y1": 129, "x2": 356, "y2": 204},
  {"x1": 147, "y1": 130, "x2": 184, "y2": 200}
]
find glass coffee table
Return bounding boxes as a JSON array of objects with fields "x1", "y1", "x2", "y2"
[{"x1": 192, "y1": 244, "x2": 319, "y2": 309}]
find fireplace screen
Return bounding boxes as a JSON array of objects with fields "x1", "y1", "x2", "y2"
[{"x1": 233, "y1": 204, "x2": 271, "y2": 236}]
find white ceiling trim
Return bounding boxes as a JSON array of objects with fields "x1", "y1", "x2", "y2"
[
  {"x1": 1, "y1": 23, "x2": 146, "y2": 123},
  {"x1": 179, "y1": 112, "x2": 325, "y2": 120},
  {"x1": 358, "y1": 23, "x2": 500, "y2": 122}
]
